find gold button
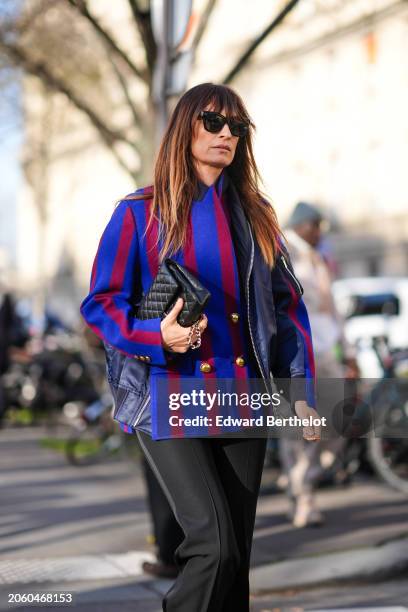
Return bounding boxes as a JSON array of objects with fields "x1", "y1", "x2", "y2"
[
  {"x1": 144, "y1": 356, "x2": 151, "y2": 363},
  {"x1": 200, "y1": 362, "x2": 212, "y2": 373},
  {"x1": 133, "y1": 355, "x2": 140, "y2": 360},
  {"x1": 235, "y1": 356, "x2": 245, "y2": 367},
  {"x1": 140, "y1": 356, "x2": 146, "y2": 362},
  {"x1": 230, "y1": 312, "x2": 240, "y2": 323}
]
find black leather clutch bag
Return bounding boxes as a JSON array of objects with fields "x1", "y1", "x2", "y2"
[{"x1": 135, "y1": 258, "x2": 211, "y2": 327}]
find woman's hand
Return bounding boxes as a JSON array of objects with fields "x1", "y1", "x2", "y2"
[
  {"x1": 294, "y1": 400, "x2": 321, "y2": 441},
  {"x1": 160, "y1": 297, "x2": 208, "y2": 353}
]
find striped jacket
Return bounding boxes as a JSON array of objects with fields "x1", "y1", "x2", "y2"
[{"x1": 80, "y1": 175, "x2": 316, "y2": 437}]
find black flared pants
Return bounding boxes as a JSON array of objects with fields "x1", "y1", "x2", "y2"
[{"x1": 137, "y1": 431, "x2": 267, "y2": 612}]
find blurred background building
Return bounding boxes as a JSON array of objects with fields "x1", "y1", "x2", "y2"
[{"x1": 1, "y1": 0, "x2": 407, "y2": 327}]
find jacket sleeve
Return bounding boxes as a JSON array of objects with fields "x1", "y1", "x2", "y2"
[
  {"x1": 271, "y1": 246, "x2": 316, "y2": 409},
  {"x1": 79, "y1": 200, "x2": 168, "y2": 366}
]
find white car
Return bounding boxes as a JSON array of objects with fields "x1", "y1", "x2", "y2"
[{"x1": 332, "y1": 277, "x2": 408, "y2": 377}]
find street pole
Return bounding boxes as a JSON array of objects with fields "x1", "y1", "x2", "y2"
[
  {"x1": 157, "y1": 0, "x2": 169, "y2": 141},
  {"x1": 151, "y1": 0, "x2": 193, "y2": 144}
]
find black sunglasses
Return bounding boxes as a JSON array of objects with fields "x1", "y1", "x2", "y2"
[{"x1": 198, "y1": 110, "x2": 250, "y2": 138}]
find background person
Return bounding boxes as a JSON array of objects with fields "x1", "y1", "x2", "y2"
[{"x1": 279, "y1": 201, "x2": 358, "y2": 528}]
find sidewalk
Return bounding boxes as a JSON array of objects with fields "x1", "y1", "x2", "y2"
[{"x1": 1, "y1": 426, "x2": 407, "y2": 611}]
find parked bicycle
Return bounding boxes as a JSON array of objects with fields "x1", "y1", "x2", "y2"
[
  {"x1": 64, "y1": 393, "x2": 140, "y2": 466},
  {"x1": 264, "y1": 336, "x2": 408, "y2": 496},
  {"x1": 334, "y1": 336, "x2": 408, "y2": 495}
]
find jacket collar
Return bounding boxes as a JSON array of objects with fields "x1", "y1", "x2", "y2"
[
  {"x1": 194, "y1": 172, "x2": 254, "y2": 287},
  {"x1": 194, "y1": 170, "x2": 230, "y2": 201}
]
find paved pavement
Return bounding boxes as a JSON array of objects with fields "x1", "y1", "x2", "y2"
[
  {"x1": 1, "y1": 426, "x2": 408, "y2": 611},
  {"x1": 1, "y1": 577, "x2": 408, "y2": 612}
]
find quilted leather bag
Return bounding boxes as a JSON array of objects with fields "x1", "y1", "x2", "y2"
[{"x1": 135, "y1": 258, "x2": 211, "y2": 327}]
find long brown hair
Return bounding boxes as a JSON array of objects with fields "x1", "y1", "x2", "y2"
[{"x1": 131, "y1": 83, "x2": 282, "y2": 267}]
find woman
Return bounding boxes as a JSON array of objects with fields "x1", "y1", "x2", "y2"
[{"x1": 80, "y1": 83, "x2": 320, "y2": 612}]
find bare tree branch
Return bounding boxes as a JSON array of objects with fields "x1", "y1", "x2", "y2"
[
  {"x1": 107, "y1": 53, "x2": 143, "y2": 127},
  {"x1": 2, "y1": 0, "x2": 56, "y2": 35},
  {"x1": 258, "y1": 0, "x2": 408, "y2": 68},
  {"x1": 109, "y1": 145, "x2": 139, "y2": 180},
  {"x1": 0, "y1": 37, "x2": 138, "y2": 156},
  {"x1": 66, "y1": 0, "x2": 149, "y2": 84},
  {"x1": 222, "y1": 0, "x2": 302, "y2": 84},
  {"x1": 127, "y1": 0, "x2": 157, "y2": 79},
  {"x1": 191, "y1": 0, "x2": 218, "y2": 51}
]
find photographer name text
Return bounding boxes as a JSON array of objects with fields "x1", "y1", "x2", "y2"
[{"x1": 168, "y1": 415, "x2": 327, "y2": 428}]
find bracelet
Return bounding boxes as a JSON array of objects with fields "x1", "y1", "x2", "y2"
[{"x1": 188, "y1": 320, "x2": 202, "y2": 350}]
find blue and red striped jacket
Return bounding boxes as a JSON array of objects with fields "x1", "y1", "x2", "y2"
[{"x1": 80, "y1": 173, "x2": 316, "y2": 438}]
